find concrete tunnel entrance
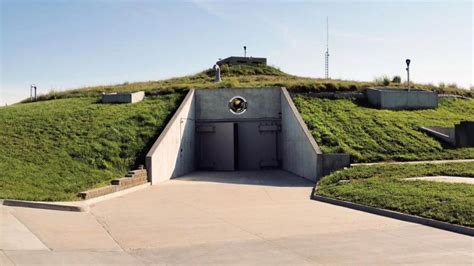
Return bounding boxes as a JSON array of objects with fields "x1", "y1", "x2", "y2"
[
  {"x1": 195, "y1": 89, "x2": 281, "y2": 171},
  {"x1": 146, "y1": 87, "x2": 344, "y2": 184}
]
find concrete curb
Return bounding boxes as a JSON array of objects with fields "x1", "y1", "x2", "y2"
[
  {"x1": 1, "y1": 182, "x2": 151, "y2": 212},
  {"x1": 351, "y1": 159, "x2": 474, "y2": 167},
  {"x1": 311, "y1": 194, "x2": 474, "y2": 236},
  {"x1": 2, "y1": 200, "x2": 88, "y2": 212}
]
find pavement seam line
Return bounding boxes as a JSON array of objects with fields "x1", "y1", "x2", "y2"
[
  {"x1": 89, "y1": 211, "x2": 126, "y2": 252},
  {"x1": 176, "y1": 199, "x2": 317, "y2": 264},
  {"x1": 262, "y1": 187, "x2": 274, "y2": 201},
  {"x1": 1, "y1": 250, "x2": 16, "y2": 265},
  {"x1": 8, "y1": 210, "x2": 51, "y2": 251}
]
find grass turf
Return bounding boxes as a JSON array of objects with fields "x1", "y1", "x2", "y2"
[
  {"x1": 294, "y1": 96, "x2": 474, "y2": 163},
  {"x1": 0, "y1": 94, "x2": 182, "y2": 201},
  {"x1": 19, "y1": 65, "x2": 472, "y2": 103},
  {"x1": 315, "y1": 162, "x2": 474, "y2": 227}
]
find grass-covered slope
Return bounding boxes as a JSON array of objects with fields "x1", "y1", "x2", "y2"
[
  {"x1": 294, "y1": 96, "x2": 474, "y2": 162},
  {"x1": 26, "y1": 65, "x2": 472, "y2": 103},
  {"x1": 0, "y1": 94, "x2": 182, "y2": 201},
  {"x1": 315, "y1": 162, "x2": 474, "y2": 227},
  {"x1": 2, "y1": 64, "x2": 472, "y2": 201}
]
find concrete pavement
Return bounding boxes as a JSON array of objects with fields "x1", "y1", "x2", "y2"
[
  {"x1": 406, "y1": 175, "x2": 474, "y2": 184},
  {"x1": 0, "y1": 207, "x2": 48, "y2": 251},
  {"x1": 1, "y1": 170, "x2": 473, "y2": 265}
]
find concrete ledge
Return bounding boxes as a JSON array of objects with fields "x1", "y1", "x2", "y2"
[
  {"x1": 1, "y1": 182, "x2": 151, "y2": 212},
  {"x1": 2, "y1": 200, "x2": 88, "y2": 212},
  {"x1": 311, "y1": 194, "x2": 474, "y2": 236}
]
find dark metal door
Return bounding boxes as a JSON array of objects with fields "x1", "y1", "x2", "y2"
[
  {"x1": 196, "y1": 123, "x2": 235, "y2": 171},
  {"x1": 237, "y1": 122, "x2": 280, "y2": 170}
]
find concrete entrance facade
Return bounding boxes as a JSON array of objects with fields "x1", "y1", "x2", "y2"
[
  {"x1": 195, "y1": 88, "x2": 281, "y2": 171},
  {"x1": 146, "y1": 87, "x2": 329, "y2": 184}
]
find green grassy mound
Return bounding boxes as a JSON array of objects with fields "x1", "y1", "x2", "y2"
[
  {"x1": 0, "y1": 94, "x2": 182, "y2": 201},
  {"x1": 315, "y1": 162, "x2": 474, "y2": 227},
  {"x1": 22, "y1": 65, "x2": 472, "y2": 103},
  {"x1": 294, "y1": 96, "x2": 474, "y2": 163},
  {"x1": 2, "y1": 64, "x2": 472, "y2": 201}
]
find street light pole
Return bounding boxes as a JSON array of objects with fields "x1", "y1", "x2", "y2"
[{"x1": 406, "y1": 59, "x2": 411, "y2": 92}]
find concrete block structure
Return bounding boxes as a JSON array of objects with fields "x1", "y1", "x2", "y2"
[
  {"x1": 101, "y1": 91, "x2": 145, "y2": 104},
  {"x1": 367, "y1": 88, "x2": 438, "y2": 110},
  {"x1": 455, "y1": 121, "x2": 474, "y2": 147},
  {"x1": 217, "y1": 56, "x2": 267, "y2": 66},
  {"x1": 146, "y1": 87, "x2": 350, "y2": 184}
]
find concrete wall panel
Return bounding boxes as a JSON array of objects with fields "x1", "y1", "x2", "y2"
[
  {"x1": 146, "y1": 90, "x2": 196, "y2": 184},
  {"x1": 195, "y1": 88, "x2": 281, "y2": 121},
  {"x1": 321, "y1": 153, "x2": 351, "y2": 176},
  {"x1": 280, "y1": 88, "x2": 322, "y2": 181}
]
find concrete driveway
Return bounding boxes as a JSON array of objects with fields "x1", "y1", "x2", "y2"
[{"x1": 1, "y1": 170, "x2": 473, "y2": 265}]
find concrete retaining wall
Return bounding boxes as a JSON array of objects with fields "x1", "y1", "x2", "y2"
[
  {"x1": 146, "y1": 90, "x2": 196, "y2": 184},
  {"x1": 321, "y1": 153, "x2": 351, "y2": 176},
  {"x1": 420, "y1": 126, "x2": 456, "y2": 146},
  {"x1": 281, "y1": 88, "x2": 322, "y2": 181},
  {"x1": 102, "y1": 91, "x2": 145, "y2": 104},
  {"x1": 367, "y1": 88, "x2": 438, "y2": 110}
]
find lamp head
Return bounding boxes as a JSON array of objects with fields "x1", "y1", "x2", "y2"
[{"x1": 406, "y1": 59, "x2": 411, "y2": 67}]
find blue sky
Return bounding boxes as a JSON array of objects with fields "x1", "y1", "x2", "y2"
[{"x1": 1, "y1": 0, "x2": 472, "y2": 105}]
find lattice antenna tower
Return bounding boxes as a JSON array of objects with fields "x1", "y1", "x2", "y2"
[{"x1": 325, "y1": 17, "x2": 330, "y2": 79}]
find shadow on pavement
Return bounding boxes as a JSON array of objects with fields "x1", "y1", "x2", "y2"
[{"x1": 173, "y1": 170, "x2": 314, "y2": 187}]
